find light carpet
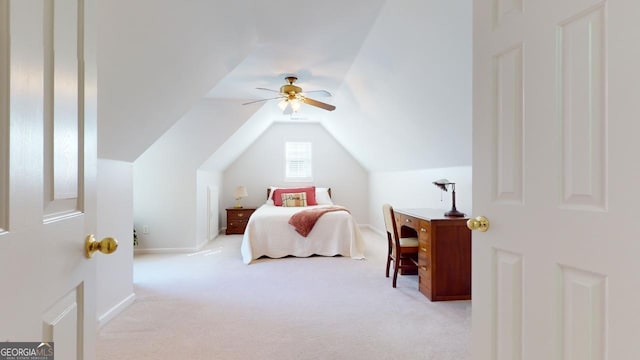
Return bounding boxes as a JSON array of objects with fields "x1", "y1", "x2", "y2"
[{"x1": 97, "y1": 228, "x2": 471, "y2": 360}]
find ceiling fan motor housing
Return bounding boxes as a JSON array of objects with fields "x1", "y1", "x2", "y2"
[
  {"x1": 280, "y1": 76, "x2": 302, "y2": 96},
  {"x1": 280, "y1": 85, "x2": 302, "y2": 96}
]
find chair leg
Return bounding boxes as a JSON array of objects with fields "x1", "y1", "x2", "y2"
[
  {"x1": 385, "y1": 255, "x2": 391, "y2": 278},
  {"x1": 392, "y1": 259, "x2": 399, "y2": 288},
  {"x1": 385, "y1": 240, "x2": 392, "y2": 278}
]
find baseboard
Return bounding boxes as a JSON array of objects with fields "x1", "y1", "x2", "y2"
[
  {"x1": 134, "y1": 239, "x2": 211, "y2": 255},
  {"x1": 361, "y1": 224, "x2": 385, "y2": 237},
  {"x1": 134, "y1": 247, "x2": 198, "y2": 254},
  {"x1": 98, "y1": 293, "x2": 136, "y2": 328}
]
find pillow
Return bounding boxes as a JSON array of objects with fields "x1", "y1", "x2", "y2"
[
  {"x1": 315, "y1": 187, "x2": 334, "y2": 205},
  {"x1": 273, "y1": 186, "x2": 317, "y2": 206},
  {"x1": 281, "y1": 192, "x2": 307, "y2": 207}
]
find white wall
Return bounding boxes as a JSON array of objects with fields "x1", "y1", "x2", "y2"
[
  {"x1": 368, "y1": 166, "x2": 472, "y2": 233},
  {"x1": 134, "y1": 150, "x2": 197, "y2": 251},
  {"x1": 96, "y1": 159, "x2": 135, "y2": 326},
  {"x1": 133, "y1": 99, "x2": 258, "y2": 252},
  {"x1": 223, "y1": 122, "x2": 369, "y2": 225}
]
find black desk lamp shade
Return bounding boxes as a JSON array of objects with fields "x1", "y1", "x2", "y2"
[{"x1": 432, "y1": 179, "x2": 465, "y2": 217}]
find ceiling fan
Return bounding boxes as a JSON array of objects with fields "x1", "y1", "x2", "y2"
[{"x1": 242, "y1": 76, "x2": 336, "y2": 112}]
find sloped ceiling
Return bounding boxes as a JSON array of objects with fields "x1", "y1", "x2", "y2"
[
  {"x1": 98, "y1": 0, "x2": 472, "y2": 172},
  {"x1": 97, "y1": 0, "x2": 258, "y2": 161},
  {"x1": 98, "y1": 0, "x2": 384, "y2": 162},
  {"x1": 326, "y1": 0, "x2": 473, "y2": 171}
]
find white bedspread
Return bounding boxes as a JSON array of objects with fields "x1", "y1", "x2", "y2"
[{"x1": 240, "y1": 204, "x2": 365, "y2": 264}]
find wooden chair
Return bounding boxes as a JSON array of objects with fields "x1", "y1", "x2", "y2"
[{"x1": 382, "y1": 204, "x2": 419, "y2": 288}]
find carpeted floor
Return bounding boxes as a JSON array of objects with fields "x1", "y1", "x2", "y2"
[{"x1": 97, "y1": 228, "x2": 471, "y2": 359}]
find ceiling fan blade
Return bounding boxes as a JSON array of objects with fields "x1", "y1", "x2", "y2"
[
  {"x1": 256, "y1": 87, "x2": 282, "y2": 94},
  {"x1": 302, "y1": 90, "x2": 333, "y2": 97},
  {"x1": 242, "y1": 96, "x2": 283, "y2": 105},
  {"x1": 302, "y1": 97, "x2": 336, "y2": 111}
]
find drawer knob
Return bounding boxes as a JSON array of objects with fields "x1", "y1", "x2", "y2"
[
  {"x1": 405, "y1": 219, "x2": 410, "y2": 223},
  {"x1": 237, "y1": 213, "x2": 244, "y2": 217},
  {"x1": 420, "y1": 247, "x2": 427, "y2": 252},
  {"x1": 420, "y1": 228, "x2": 427, "y2": 232}
]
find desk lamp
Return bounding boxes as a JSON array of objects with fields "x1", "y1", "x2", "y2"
[{"x1": 432, "y1": 179, "x2": 465, "y2": 217}]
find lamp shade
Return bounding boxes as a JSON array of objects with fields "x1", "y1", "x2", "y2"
[
  {"x1": 432, "y1": 178, "x2": 452, "y2": 191},
  {"x1": 234, "y1": 186, "x2": 248, "y2": 199},
  {"x1": 432, "y1": 179, "x2": 464, "y2": 217}
]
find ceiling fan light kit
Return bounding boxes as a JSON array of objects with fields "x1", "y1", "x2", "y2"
[{"x1": 243, "y1": 76, "x2": 336, "y2": 112}]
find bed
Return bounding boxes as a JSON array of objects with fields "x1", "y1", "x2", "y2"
[{"x1": 240, "y1": 187, "x2": 365, "y2": 264}]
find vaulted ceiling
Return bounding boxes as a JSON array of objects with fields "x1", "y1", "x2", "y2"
[{"x1": 97, "y1": 0, "x2": 472, "y2": 172}]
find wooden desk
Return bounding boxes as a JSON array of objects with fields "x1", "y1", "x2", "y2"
[{"x1": 394, "y1": 208, "x2": 471, "y2": 301}]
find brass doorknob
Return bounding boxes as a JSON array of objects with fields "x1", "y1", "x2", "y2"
[
  {"x1": 85, "y1": 234, "x2": 118, "y2": 258},
  {"x1": 467, "y1": 216, "x2": 490, "y2": 232}
]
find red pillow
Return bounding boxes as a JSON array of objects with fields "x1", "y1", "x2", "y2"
[{"x1": 273, "y1": 186, "x2": 317, "y2": 206}]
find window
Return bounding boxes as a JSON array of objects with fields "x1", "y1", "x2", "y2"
[{"x1": 285, "y1": 141, "x2": 312, "y2": 181}]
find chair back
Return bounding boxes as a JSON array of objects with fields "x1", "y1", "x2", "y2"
[{"x1": 382, "y1": 204, "x2": 399, "y2": 253}]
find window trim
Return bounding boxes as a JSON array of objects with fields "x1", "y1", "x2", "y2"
[{"x1": 284, "y1": 141, "x2": 313, "y2": 182}]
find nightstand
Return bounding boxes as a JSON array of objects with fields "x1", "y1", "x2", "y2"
[{"x1": 225, "y1": 208, "x2": 256, "y2": 235}]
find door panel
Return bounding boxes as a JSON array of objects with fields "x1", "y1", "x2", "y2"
[
  {"x1": 494, "y1": 0, "x2": 523, "y2": 26},
  {"x1": 473, "y1": 0, "x2": 640, "y2": 359},
  {"x1": 0, "y1": 0, "x2": 7, "y2": 232},
  {"x1": 560, "y1": 266, "x2": 606, "y2": 359},
  {"x1": 558, "y1": 5, "x2": 606, "y2": 210},
  {"x1": 0, "y1": 1, "x2": 98, "y2": 359},
  {"x1": 494, "y1": 44, "x2": 524, "y2": 204},
  {"x1": 495, "y1": 250, "x2": 523, "y2": 360},
  {"x1": 44, "y1": 0, "x2": 81, "y2": 218},
  {"x1": 42, "y1": 288, "x2": 80, "y2": 360}
]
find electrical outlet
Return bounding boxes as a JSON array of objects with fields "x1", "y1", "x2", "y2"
[{"x1": 142, "y1": 225, "x2": 149, "y2": 234}]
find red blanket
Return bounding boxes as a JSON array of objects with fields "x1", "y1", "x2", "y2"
[{"x1": 288, "y1": 206, "x2": 350, "y2": 237}]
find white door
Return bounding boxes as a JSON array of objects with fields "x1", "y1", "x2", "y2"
[
  {"x1": 472, "y1": 0, "x2": 640, "y2": 359},
  {"x1": 0, "y1": 0, "x2": 99, "y2": 359}
]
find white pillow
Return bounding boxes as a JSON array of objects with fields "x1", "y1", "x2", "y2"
[{"x1": 315, "y1": 187, "x2": 333, "y2": 205}]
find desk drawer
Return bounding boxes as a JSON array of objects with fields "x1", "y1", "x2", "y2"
[
  {"x1": 399, "y1": 213, "x2": 416, "y2": 227},
  {"x1": 418, "y1": 220, "x2": 431, "y2": 267},
  {"x1": 418, "y1": 250, "x2": 430, "y2": 267},
  {"x1": 418, "y1": 220, "x2": 430, "y2": 247},
  {"x1": 418, "y1": 265, "x2": 432, "y2": 299}
]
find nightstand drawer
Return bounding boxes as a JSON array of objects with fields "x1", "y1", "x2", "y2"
[
  {"x1": 225, "y1": 208, "x2": 256, "y2": 235},
  {"x1": 228, "y1": 219, "x2": 248, "y2": 229}
]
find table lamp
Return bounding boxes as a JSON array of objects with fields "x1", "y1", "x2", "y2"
[
  {"x1": 234, "y1": 186, "x2": 248, "y2": 208},
  {"x1": 432, "y1": 179, "x2": 465, "y2": 217}
]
